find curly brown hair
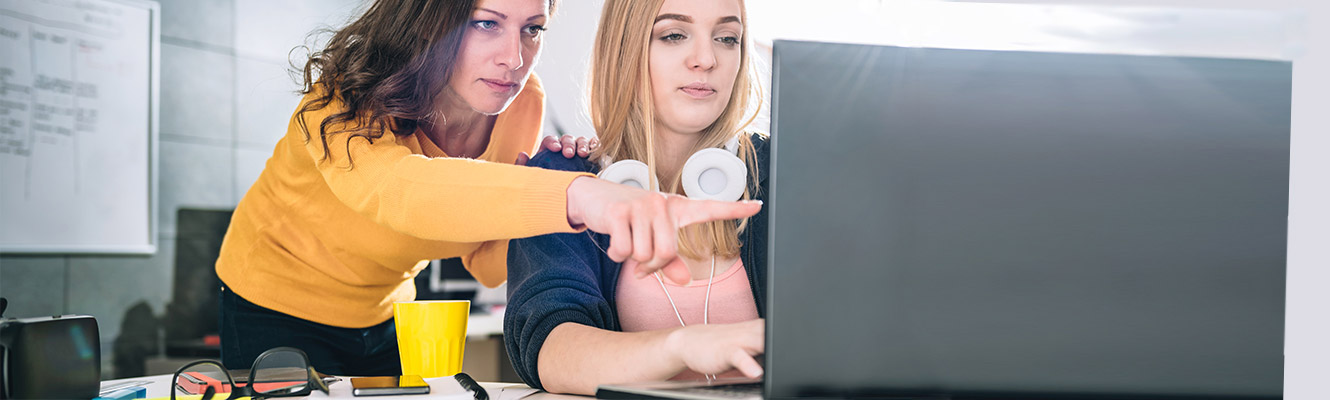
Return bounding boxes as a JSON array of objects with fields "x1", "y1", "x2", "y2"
[{"x1": 295, "y1": 0, "x2": 557, "y2": 165}]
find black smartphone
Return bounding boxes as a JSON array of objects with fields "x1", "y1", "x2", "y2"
[{"x1": 350, "y1": 375, "x2": 430, "y2": 396}]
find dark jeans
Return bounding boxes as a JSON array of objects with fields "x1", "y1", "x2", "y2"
[{"x1": 218, "y1": 283, "x2": 402, "y2": 376}]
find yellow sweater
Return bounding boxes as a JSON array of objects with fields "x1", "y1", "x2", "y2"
[{"x1": 216, "y1": 75, "x2": 590, "y2": 328}]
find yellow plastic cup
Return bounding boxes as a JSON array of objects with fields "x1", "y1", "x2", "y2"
[{"x1": 393, "y1": 300, "x2": 470, "y2": 378}]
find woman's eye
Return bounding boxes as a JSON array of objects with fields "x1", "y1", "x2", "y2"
[
  {"x1": 472, "y1": 20, "x2": 499, "y2": 31},
  {"x1": 661, "y1": 33, "x2": 686, "y2": 42},
  {"x1": 716, "y1": 36, "x2": 740, "y2": 46},
  {"x1": 524, "y1": 25, "x2": 546, "y2": 36}
]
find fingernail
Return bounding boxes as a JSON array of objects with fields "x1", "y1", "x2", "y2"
[{"x1": 748, "y1": 200, "x2": 764, "y2": 205}]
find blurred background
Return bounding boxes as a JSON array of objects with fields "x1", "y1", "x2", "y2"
[{"x1": 0, "y1": 0, "x2": 1325, "y2": 397}]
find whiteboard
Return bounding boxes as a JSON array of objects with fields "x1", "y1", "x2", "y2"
[{"x1": 0, "y1": 0, "x2": 159, "y2": 254}]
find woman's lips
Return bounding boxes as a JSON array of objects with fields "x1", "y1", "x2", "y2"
[
  {"x1": 482, "y1": 78, "x2": 518, "y2": 92},
  {"x1": 680, "y1": 83, "x2": 715, "y2": 98}
]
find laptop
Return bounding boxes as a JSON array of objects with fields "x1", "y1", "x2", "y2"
[{"x1": 597, "y1": 39, "x2": 1289, "y2": 399}]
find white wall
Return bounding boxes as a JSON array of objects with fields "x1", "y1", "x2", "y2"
[
  {"x1": 533, "y1": 0, "x2": 604, "y2": 138},
  {"x1": 0, "y1": 0, "x2": 365, "y2": 378}
]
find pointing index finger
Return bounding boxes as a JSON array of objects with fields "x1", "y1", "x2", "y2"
[{"x1": 672, "y1": 198, "x2": 763, "y2": 228}]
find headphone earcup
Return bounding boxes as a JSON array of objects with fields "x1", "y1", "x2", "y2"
[
  {"x1": 681, "y1": 148, "x2": 747, "y2": 201},
  {"x1": 597, "y1": 159, "x2": 656, "y2": 191}
]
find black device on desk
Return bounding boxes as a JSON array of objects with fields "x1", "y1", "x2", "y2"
[
  {"x1": 0, "y1": 298, "x2": 102, "y2": 400},
  {"x1": 351, "y1": 375, "x2": 430, "y2": 396},
  {"x1": 598, "y1": 40, "x2": 1289, "y2": 399}
]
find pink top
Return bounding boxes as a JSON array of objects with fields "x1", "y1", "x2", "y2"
[{"x1": 616, "y1": 258, "x2": 759, "y2": 380}]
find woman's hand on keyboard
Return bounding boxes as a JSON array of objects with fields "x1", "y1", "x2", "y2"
[{"x1": 665, "y1": 319, "x2": 765, "y2": 378}]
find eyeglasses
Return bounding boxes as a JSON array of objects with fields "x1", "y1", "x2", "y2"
[{"x1": 171, "y1": 347, "x2": 335, "y2": 400}]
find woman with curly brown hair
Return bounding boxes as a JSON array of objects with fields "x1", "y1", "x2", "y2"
[{"x1": 215, "y1": 0, "x2": 760, "y2": 376}]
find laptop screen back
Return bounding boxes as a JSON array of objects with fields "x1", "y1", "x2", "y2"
[{"x1": 765, "y1": 40, "x2": 1288, "y2": 399}]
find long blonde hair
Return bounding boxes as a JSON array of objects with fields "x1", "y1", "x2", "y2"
[{"x1": 588, "y1": 0, "x2": 765, "y2": 260}]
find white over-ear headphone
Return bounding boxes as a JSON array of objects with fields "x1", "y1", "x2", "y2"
[{"x1": 597, "y1": 134, "x2": 747, "y2": 201}]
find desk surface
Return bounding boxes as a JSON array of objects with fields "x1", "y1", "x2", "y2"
[{"x1": 101, "y1": 373, "x2": 587, "y2": 400}]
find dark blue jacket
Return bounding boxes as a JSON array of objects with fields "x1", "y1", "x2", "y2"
[{"x1": 504, "y1": 133, "x2": 770, "y2": 389}]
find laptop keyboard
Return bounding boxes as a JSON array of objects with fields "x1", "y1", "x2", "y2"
[{"x1": 675, "y1": 382, "x2": 762, "y2": 398}]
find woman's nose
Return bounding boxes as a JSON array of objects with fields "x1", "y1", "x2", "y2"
[
  {"x1": 496, "y1": 32, "x2": 524, "y2": 71},
  {"x1": 688, "y1": 39, "x2": 717, "y2": 71}
]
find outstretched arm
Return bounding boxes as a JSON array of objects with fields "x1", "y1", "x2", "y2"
[{"x1": 538, "y1": 319, "x2": 765, "y2": 395}]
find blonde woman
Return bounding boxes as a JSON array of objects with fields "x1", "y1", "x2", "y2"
[{"x1": 504, "y1": 0, "x2": 768, "y2": 394}]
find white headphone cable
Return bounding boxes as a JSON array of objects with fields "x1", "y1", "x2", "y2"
[{"x1": 653, "y1": 254, "x2": 718, "y2": 381}]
